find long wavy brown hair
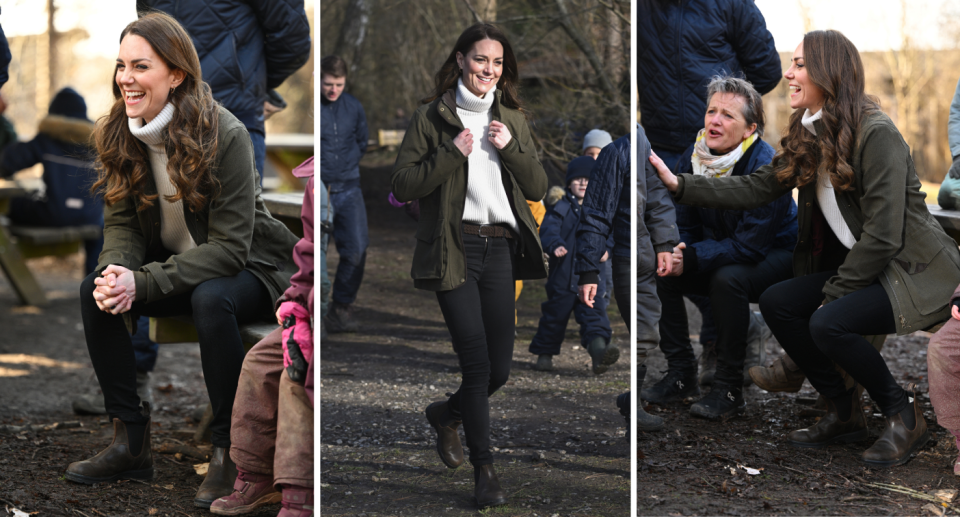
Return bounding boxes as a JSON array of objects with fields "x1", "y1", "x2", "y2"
[
  {"x1": 773, "y1": 30, "x2": 880, "y2": 191},
  {"x1": 422, "y1": 23, "x2": 524, "y2": 112},
  {"x1": 93, "y1": 12, "x2": 220, "y2": 212}
]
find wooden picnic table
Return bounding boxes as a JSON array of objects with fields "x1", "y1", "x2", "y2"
[
  {"x1": 929, "y1": 204, "x2": 960, "y2": 244},
  {"x1": 262, "y1": 190, "x2": 305, "y2": 238},
  {"x1": 0, "y1": 180, "x2": 47, "y2": 306}
]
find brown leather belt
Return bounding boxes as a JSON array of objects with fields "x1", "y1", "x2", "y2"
[{"x1": 462, "y1": 223, "x2": 514, "y2": 239}]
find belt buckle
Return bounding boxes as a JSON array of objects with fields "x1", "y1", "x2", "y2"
[{"x1": 478, "y1": 224, "x2": 496, "y2": 237}]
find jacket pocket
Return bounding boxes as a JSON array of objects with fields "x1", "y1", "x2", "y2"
[
  {"x1": 411, "y1": 218, "x2": 445, "y2": 280},
  {"x1": 895, "y1": 227, "x2": 955, "y2": 315}
]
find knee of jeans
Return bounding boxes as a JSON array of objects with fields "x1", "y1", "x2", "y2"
[
  {"x1": 758, "y1": 286, "x2": 784, "y2": 324},
  {"x1": 80, "y1": 271, "x2": 100, "y2": 306},
  {"x1": 710, "y1": 267, "x2": 746, "y2": 296},
  {"x1": 488, "y1": 366, "x2": 510, "y2": 394},
  {"x1": 191, "y1": 283, "x2": 233, "y2": 318},
  {"x1": 808, "y1": 310, "x2": 840, "y2": 347}
]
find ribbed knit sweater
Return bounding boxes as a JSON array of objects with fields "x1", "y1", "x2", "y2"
[
  {"x1": 128, "y1": 103, "x2": 198, "y2": 254},
  {"x1": 456, "y1": 79, "x2": 518, "y2": 232},
  {"x1": 802, "y1": 108, "x2": 856, "y2": 249}
]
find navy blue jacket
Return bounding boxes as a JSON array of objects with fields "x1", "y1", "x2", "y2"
[
  {"x1": 673, "y1": 139, "x2": 797, "y2": 273},
  {"x1": 320, "y1": 93, "x2": 368, "y2": 190},
  {"x1": 541, "y1": 192, "x2": 613, "y2": 292},
  {"x1": 0, "y1": 23, "x2": 10, "y2": 89},
  {"x1": 637, "y1": 0, "x2": 782, "y2": 152},
  {"x1": 137, "y1": 0, "x2": 311, "y2": 135},
  {"x1": 0, "y1": 115, "x2": 101, "y2": 225}
]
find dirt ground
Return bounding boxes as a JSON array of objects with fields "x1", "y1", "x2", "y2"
[
  {"x1": 319, "y1": 163, "x2": 631, "y2": 516},
  {"x1": 0, "y1": 255, "x2": 281, "y2": 516},
  {"x1": 638, "y1": 314, "x2": 960, "y2": 516}
]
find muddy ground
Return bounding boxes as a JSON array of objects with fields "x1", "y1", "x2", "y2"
[
  {"x1": 319, "y1": 163, "x2": 631, "y2": 516},
  {"x1": 638, "y1": 313, "x2": 960, "y2": 516},
  {"x1": 0, "y1": 254, "x2": 281, "y2": 516}
]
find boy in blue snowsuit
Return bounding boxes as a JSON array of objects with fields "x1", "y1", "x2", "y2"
[{"x1": 529, "y1": 156, "x2": 614, "y2": 374}]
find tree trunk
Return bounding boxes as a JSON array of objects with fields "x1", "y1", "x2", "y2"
[
  {"x1": 475, "y1": 0, "x2": 496, "y2": 22},
  {"x1": 332, "y1": 0, "x2": 371, "y2": 74},
  {"x1": 553, "y1": 0, "x2": 619, "y2": 101}
]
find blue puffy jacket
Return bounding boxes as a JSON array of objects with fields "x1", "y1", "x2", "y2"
[
  {"x1": 637, "y1": 0, "x2": 782, "y2": 152},
  {"x1": 137, "y1": 0, "x2": 311, "y2": 134},
  {"x1": 320, "y1": 93, "x2": 368, "y2": 190},
  {"x1": 673, "y1": 139, "x2": 797, "y2": 273},
  {"x1": 541, "y1": 192, "x2": 613, "y2": 292}
]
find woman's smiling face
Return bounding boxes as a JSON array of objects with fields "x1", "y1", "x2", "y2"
[
  {"x1": 456, "y1": 38, "x2": 503, "y2": 98},
  {"x1": 784, "y1": 41, "x2": 825, "y2": 112},
  {"x1": 115, "y1": 34, "x2": 184, "y2": 123}
]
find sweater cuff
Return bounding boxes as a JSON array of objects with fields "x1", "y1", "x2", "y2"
[
  {"x1": 681, "y1": 246, "x2": 698, "y2": 274},
  {"x1": 577, "y1": 271, "x2": 600, "y2": 286},
  {"x1": 653, "y1": 243, "x2": 675, "y2": 254}
]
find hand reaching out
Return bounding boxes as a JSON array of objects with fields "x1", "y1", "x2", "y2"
[{"x1": 649, "y1": 151, "x2": 678, "y2": 193}]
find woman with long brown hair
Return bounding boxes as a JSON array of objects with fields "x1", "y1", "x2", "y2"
[
  {"x1": 64, "y1": 12, "x2": 298, "y2": 506},
  {"x1": 653, "y1": 30, "x2": 960, "y2": 466},
  {"x1": 391, "y1": 23, "x2": 547, "y2": 508}
]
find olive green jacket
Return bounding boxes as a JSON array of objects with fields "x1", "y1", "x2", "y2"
[
  {"x1": 98, "y1": 106, "x2": 299, "y2": 312},
  {"x1": 391, "y1": 89, "x2": 548, "y2": 291},
  {"x1": 676, "y1": 111, "x2": 960, "y2": 335}
]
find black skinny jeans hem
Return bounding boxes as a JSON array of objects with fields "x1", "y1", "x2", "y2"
[
  {"x1": 436, "y1": 233, "x2": 516, "y2": 467},
  {"x1": 80, "y1": 269, "x2": 272, "y2": 448}
]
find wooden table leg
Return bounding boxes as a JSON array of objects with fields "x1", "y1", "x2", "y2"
[{"x1": 0, "y1": 225, "x2": 48, "y2": 306}]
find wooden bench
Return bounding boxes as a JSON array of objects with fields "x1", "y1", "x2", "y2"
[
  {"x1": 929, "y1": 204, "x2": 960, "y2": 244},
  {"x1": 9, "y1": 224, "x2": 101, "y2": 259}
]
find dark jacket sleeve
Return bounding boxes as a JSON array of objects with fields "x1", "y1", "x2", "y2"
[
  {"x1": 355, "y1": 99, "x2": 369, "y2": 157},
  {"x1": 0, "y1": 137, "x2": 44, "y2": 178},
  {"x1": 675, "y1": 163, "x2": 789, "y2": 210},
  {"x1": 729, "y1": 0, "x2": 782, "y2": 96},
  {"x1": 0, "y1": 24, "x2": 10, "y2": 90},
  {"x1": 689, "y1": 194, "x2": 792, "y2": 272},
  {"x1": 249, "y1": 0, "x2": 312, "y2": 90},
  {"x1": 277, "y1": 176, "x2": 314, "y2": 312},
  {"x1": 645, "y1": 153, "x2": 680, "y2": 254},
  {"x1": 575, "y1": 142, "x2": 623, "y2": 283},
  {"x1": 538, "y1": 200, "x2": 566, "y2": 255},
  {"x1": 99, "y1": 196, "x2": 147, "y2": 274},
  {"x1": 391, "y1": 108, "x2": 467, "y2": 202}
]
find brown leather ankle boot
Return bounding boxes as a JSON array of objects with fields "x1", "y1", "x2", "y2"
[
  {"x1": 748, "y1": 355, "x2": 805, "y2": 393},
  {"x1": 862, "y1": 384, "x2": 930, "y2": 467},
  {"x1": 425, "y1": 400, "x2": 464, "y2": 468},
  {"x1": 474, "y1": 464, "x2": 507, "y2": 509},
  {"x1": 65, "y1": 416, "x2": 154, "y2": 484},
  {"x1": 787, "y1": 386, "x2": 868, "y2": 448},
  {"x1": 195, "y1": 447, "x2": 239, "y2": 508}
]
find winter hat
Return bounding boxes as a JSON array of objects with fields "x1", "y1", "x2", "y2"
[
  {"x1": 582, "y1": 129, "x2": 612, "y2": 153},
  {"x1": 566, "y1": 155, "x2": 595, "y2": 184},
  {"x1": 49, "y1": 87, "x2": 87, "y2": 120}
]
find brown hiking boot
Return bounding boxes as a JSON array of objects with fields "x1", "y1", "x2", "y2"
[
  {"x1": 195, "y1": 447, "x2": 239, "y2": 508},
  {"x1": 862, "y1": 384, "x2": 930, "y2": 467},
  {"x1": 474, "y1": 464, "x2": 508, "y2": 509},
  {"x1": 210, "y1": 471, "x2": 281, "y2": 515},
  {"x1": 787, "y1": 387, "x2": 868, "y2": 448},
  {"x1": 425, "y1": 400, "x2": 464, "y2": 468},
  {"x1": 749, "y1": 355, "x2": 805, "y2": 393},
  {"x1": 325, "y1": 302, "x2": 358, "y2": 333},
  {"x1": 65, "y1": 414, "x2": 154, "y2": 484}
]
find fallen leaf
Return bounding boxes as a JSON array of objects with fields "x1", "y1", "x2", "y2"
[
  {"x1": 148, "y1": 509, "x2": 158, "y2": 515},
  {"x1": 934, "y1": 489, "x2": 958, "y2": 502},
  {"x1": 737, "y1": 463, "x2": 762, "y2": 475},
  {"x1": 194, "y1": 463, "x2": 209, "y2": 476},
  {"x1": 922, "y1": 503, "x2": 945, "y2": 516},
  {"x1": 174, "y1": 452, "x2": 183, "y2": 461},
  {"x1": 163, "y1": 484, "x2": 174, "y2": 490}
]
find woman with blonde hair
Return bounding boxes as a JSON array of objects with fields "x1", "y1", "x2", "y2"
[{"x1": 64, "y1": 12, "x2": 297, "y2": 506}]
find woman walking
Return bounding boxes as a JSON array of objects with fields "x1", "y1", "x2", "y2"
[
  {"x1": 391, "y1": 23, "x2": 547, "y2": 508},
  {"x1": 64, "y1": 12, "x2": 298, "y2": 506},
  {"x1": 652, "y1": 30, "x2": 960, "y2": 466}
]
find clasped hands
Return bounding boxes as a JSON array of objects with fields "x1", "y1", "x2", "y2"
[
  {"x1": 92, "y1": 264, "x2": 137, "y2": 315},
  {"x1": 453, "y1": 121, "x2": 512, "y2": 156}
]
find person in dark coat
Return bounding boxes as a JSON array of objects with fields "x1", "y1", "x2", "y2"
[
  {"x1": 638, "y1": 0, "x2": 782, "y2": 375},
  {"x1": 320, "y1": 55, "x2": 369, "y2": 333},
  {"x1": 136, "y1": 0, "x2": 311, "y2": 177},
  {"x1": 576, "y1": 129, "x2": 678, "y2": 431},
  {"x1": 644, "y1": 76, "x2": 797, "y2": 421},
  {"x1": 529, "y1": 156, "x2": 613, "y2": 373},
  {"x1": 0, "y1": 87, "x2": 102, "y2": 274}
]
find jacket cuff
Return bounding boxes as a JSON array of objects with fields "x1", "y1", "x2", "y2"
[
  {"x1": 577, "y1": 271, "x2": 600, "y2": 286},
  {"x1": 134, "y1": 271, "x2": 150, "y2": 304},
  {"x1": 681, "y1": 246, "x2": 698, "y2": 274},
  {"x1": 499, "y1": 136, "x2": 520, "y2": 155},
  {"x1": 653, "y1": 243, "x2": 675, "y2": 254}
]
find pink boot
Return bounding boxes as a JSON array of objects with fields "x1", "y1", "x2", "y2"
[
  {"x1": 210, "y1": 470, "x2": 281, "y2": 515},
  {"x1": 277, "y1": 485, "x2": 313, "y2": 517}
]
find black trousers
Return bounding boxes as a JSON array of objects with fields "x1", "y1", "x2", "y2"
[
  {"x1": 436, "y1": 232, "x2": 516, "y2": 467},
  {"x1": 759, "y1": 270, "x2": 907, "y2": 416},
  {"x1": 80, "y1": 268, "x2": 272, "y2": 447},
  {"x1": 657, "y1": 248, "x2": 793, "y2": 388}
]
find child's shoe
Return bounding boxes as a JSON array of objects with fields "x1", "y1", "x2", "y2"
[
  {"x1": 277, "y1": 485, "x2": 313, "y2": 517},
  {"x1": 210, "y1": 470, "x2": 281, "y2": 515}
]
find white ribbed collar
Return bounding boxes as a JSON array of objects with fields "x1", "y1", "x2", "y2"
[
  {"x1": 456, "y1": 78, "x2": 495, "y2": 113},
  {"x1": 801, "y1": 108, "x2": 822, "y2": 136},
  {"x1": 128, "y1": 103, "x2": 175, "y2": 147}
]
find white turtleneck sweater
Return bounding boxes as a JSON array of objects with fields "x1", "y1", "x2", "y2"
[
  {"x1": 801, "y1": 108, "x2": 856, "y2": 249},
  {"x1": 128, "y1": 103, "x2": 198, "y2": 254},
  {"x1": 455, "y1": 79, "x2": 518, "y2": 232}
]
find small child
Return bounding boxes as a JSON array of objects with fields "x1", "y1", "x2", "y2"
[
  {"x1": 926, "y1": 284, "x2": 960, "y2": 476},
  {"x1": 529, "y1": 156, "x2": 615, "y2": 374}
]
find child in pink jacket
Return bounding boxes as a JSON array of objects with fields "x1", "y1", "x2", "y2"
[{"x1": 927, "y1": 283, "x2": 960, "y2": 476}]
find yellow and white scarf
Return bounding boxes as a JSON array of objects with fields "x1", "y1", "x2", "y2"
[{"x1": 691, "y1": 129, "x2": 758, "y2": 178}]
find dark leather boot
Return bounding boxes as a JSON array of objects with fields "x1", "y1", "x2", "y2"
[
  {"x1": 195, "y1": 447, "x2": 239, "y2": 508},
  {"x1": 862, "y1": 384, "x2": 930, "y2": 467},
  {"x1": 474, "y1": 464, "x2": 507, "y2": 509},
  {"x1": 65, "y1": 416, "x2": 153, "y2": 484},
  {"x1": 425, "y1": 400, "x2": 464, "y2": 468},
  {"x1": 748, "y1": 355, "x2": 805, "y2": 393},
  {"x1": 787, "y1": 386, "x2": 868, "y2": 448}
]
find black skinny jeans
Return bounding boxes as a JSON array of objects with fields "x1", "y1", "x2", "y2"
[
  {"x1": 436, "y1": 231, "x2": 516, "y2": 467},
  {"x1": 657, "y1": 248, "x2": 793, "y2": 388},
  {"x1": 80, "y1": 268, "x2": 272, "y2": 448},
  {"x1": 758, "y1": 270, "x2": 907, "y2": 416}
]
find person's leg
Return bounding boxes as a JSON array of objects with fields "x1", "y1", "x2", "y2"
[
  {"x1": 927, "y1": 318, "x2": 960, "y2": 450},
  {"x1": 529, "y1": 286, "x2": 576, "y2": 358},
  {"x1": 274, "y1": 372, "x2": 314, "y2": 488},
  {"x1": 248, "y1": 129, "x2": 266, "y2": 184},
  {"x1": 644, "y1": 274, "x2": 702, "y2": 403},
  {"x1": 576, "y1": 278, "x2": 616, "y2": 373},
  {"x1": 618, "y1": 254, "x2": 664, "y2": 431},
  {"x1": 330, "y1": 186, "x2": 369, "y2": 306}
]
